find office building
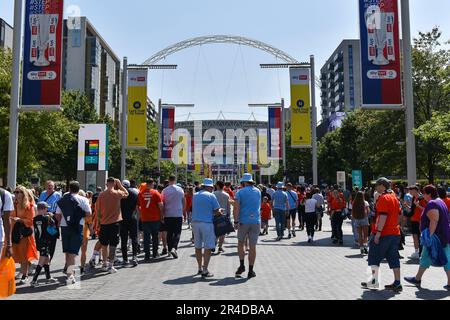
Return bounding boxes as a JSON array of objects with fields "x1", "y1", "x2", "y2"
[{"x1": 0, "y1": 18, "x2": 13, "y2": 49}]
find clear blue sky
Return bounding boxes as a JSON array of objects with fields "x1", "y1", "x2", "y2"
[{"x1": 2, "y1": 0, "x2": 449, "y2": 121}]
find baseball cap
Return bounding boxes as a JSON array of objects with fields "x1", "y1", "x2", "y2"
[
  {"x1": 376, "y1": 177, "x2": 391, "y2": 189},
  {"x1": 37, "y1": 202, "x2": 50, "y2": 210}
]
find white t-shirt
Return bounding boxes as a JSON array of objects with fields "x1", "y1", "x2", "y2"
[
  {"x1": 312, "y1": 193, "x2": 324, "y2": 207},
  {"x1": 55, "y1": 193, "x2": 91, "y2": 227},
  {"x1": 305, "y1": 198, "x2": 318, "y2": 213},
  {"x1": 0, "y1": 189, "x2": 14, "y2": 243},
  {"x1": 266, "y1": 188, "x2": 276, "y2": 198},
  {"x1": 162, "y1": 185, "x2": 185, "y2": 218}
]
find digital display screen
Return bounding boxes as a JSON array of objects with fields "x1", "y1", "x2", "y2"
[{"x1": 85, "y1": 140, "x2": 99, "y2": 171}]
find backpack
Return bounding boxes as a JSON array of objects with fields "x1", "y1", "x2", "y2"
[
  {"x1": 57, "y1": 194, "x2": 85, "y2": 230},
  {"x1": 0, "y1": 188, "x2": 5, "y2": 213}
]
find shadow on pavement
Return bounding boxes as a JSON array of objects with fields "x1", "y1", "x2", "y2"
[
  {"x1": 359, "y1": 289, "x2": 397, "y2": 300},
  {"x1": 14, "y1": 279, "x2": 64, "y2": 295},
  {"x1": 415, "y1": 288, "x2": 450, "y2": 300},
  {"x1": 163, "y1": 275, "x2": 216, "y2": 285},
  {"x1": 345, "y1": 254, "x2": 366, "y2": 259},
  {"x1": 209, "y1": 277, "x2": 248, "y2": 287}
]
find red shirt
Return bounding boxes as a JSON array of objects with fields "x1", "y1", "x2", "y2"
[
  {"x1": 138, "y1": 189, "x2": 163, "y2": 222},
  {"x1": 330, "y1": 193, "x2": 346, "y2": 211},
  {"x1": 411, "y1": 195, "x2": 427, "y2": 222},
  {"x1": 224, "y1": 187, "x2": 235, "y2": 200},
  {"x1": 185, "y1": 194, "x2": 193, "y2": 212},
  {"x1": 374, "y1": 191, "x2": 401, "y2": 237},
  {"x1": 261, "y1": 202, "x2": 272, "y2": 221}
]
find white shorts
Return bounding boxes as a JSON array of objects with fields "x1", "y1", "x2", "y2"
[{"x1": 192, "y1": 222, "x2": 216, "y2": 250}]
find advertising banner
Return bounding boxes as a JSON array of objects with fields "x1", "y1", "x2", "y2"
[
  {"x1": 352, "y1": 170, "x2": 363, "y2": 189},
  {"x1": 160, "y1": 106, "x2": 175, "y2": 160},
  {"x1": 21, "y1": 0, "x2": 64, "y2": 110},
  {"x1": 337, "y1": 171, "x2": 346, "y2": 190},
  {"x1": 127, "y1": 69, "x2": 148, "y2": 149},
  {"x1": 78, "y1": 124, "x2": 108, "y2": 171},
  {"x1": 290, "y1": 68, "x2": 312, "y2": 148},
  {"x1": 268, "y1": 107, "x2": 282, "y2": 159},
  {"x1": 359, "y1": 0, "x2": 403, "y2": 108}
]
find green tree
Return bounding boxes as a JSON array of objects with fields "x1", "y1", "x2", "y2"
[{"x1": 412, "y1": 27, "x2": 450, "y2": 182}]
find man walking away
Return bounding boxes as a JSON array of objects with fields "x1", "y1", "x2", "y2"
[
  {"x1": 95, "y1": 178, "x2": 129, "y2": 274},
  {"x1": 162, "y1": 175, "x2": 185, "y2": 259},
  {"x1": 234, "y1": 173, "x2": 261, "y2": 279},
  {"x1": 214, "y1": 181, "x2": 231, "y2": 253},
  {"x1": 192, "y1": 179, "x2": 222, "y2": 278},
  {"x1": 55, "y1": 181, "x2": 92, "y2": 285},
  {"x1": 120, "y1": 180, "x2": 139, "y2": 267},
  {"x1": 362, "y1": 178, "x2": 403, "y2": 293}
]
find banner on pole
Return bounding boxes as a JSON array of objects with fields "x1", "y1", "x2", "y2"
[
  {"x1": 352, "y1": 170, "x2": 363, "y2": 189},
  {"x1": 268, "y1": 107, "x2": 282, "y2": 159},
  {"x1": 337, "y1": 171, "x2": 346, "y2": 190},
  {"x1": 160, "y1": 106, "x2": 175, "y2": 160},
  {"x1": 21, "y1": 0, "x2": 64, "y2": 110},
  {"x1": 359, "y1": 0, "x2": 403, "y2": 109},
  {"x1": 127, "y1": 69, "x2": 148, "y2": 149},
  {"x1": 290, "y1": 68, "x2": 312, "y2": 148}
]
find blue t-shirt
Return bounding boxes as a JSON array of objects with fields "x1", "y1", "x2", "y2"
[
  {"x1": 272, "y1": 190, "x2": 288, "y2": 211},
  {"x1": 192, "y1": 190, "x2": 221, "y2": 223},
  {"x1": 235, "y1": 186, "x2": 261, "y2": 225},
  {"x1": 286, "y1": 190, "x2": 298, "y2": 210},
  {"x1": 39, "y1": 191, "x2": 62, "y2": 213}
]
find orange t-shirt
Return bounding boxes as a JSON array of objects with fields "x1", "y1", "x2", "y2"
[
  {"x1": 261, "y1": 202, "x2": 272, "y2": 221},
  {"x1": 411, "y1": 196, "x2": 427, "y2": 222},
  {"x1": 330, "y1": 193, "x2": 346, "y2": 211},
  {"x1": 138, "y1": 189, "x2": 163, "y2": 222},
  {"x1": 96, "y1": 189, "x2": 125, "y2": 225},
  {"x1": 185, "y1": 194, "x2": 193, "y2": 212},
  {"x1": 374, "y1": 192, "x2": 401, "y2": 237}
]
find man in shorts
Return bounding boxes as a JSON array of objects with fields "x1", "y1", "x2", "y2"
[
  {"x1": 95, "y1": 178, "x2": 129, "y2": 274},
  {"x1": 233, "y1": 173, "x2": 261, "y2": 279}
]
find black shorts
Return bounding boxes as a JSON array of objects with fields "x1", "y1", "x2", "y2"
[
  {"x1": 36, "y1": 241, "x2": 52, "y2": 257},
  {"x1": 288, "y1": 209, "x2": 297, "y2": 221},
  {"x1": 159, "y1": 222, "x2": 168, "y2": 232},
  {"x1": 99, "y1": 223, "x2": 121, "y2": 247},
  {"x1": 411, "y1": 221, "x2": 421, "y2": 235},
  {"x1": 61, "y1": 226, "x2": 83, "y2": 255}
]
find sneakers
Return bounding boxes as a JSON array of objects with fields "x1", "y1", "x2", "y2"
[
  {"x1": 30, "y1": 280, "x2": 39, "y2": 288},
  {"x1": 201, "y1": 271, "x2": 214, "y2": 279},
  {"x1": 276, "y1": 236, "x2": 282, "y2": 241},
  {"x1": 152, "y1": 253, "x2": 160, "y2": 260},
  {"x1": 444, "y1": 285, "x2": 450, "y2": 291},
  {"x1": 288, "y1": 233, "x2": 292, "y2": 239},
  {"x1": 409, "y1": 252, "x2": 420, "y2": 260},
  {"x1": 292, "y1": 231, "x2": 296, "y2": 238},
  {"x1": 161, "y1": 248, "x2": 168, "y2": 255},
  {"x1": 361, "y1": 278, "x2": 379, "y2": 290},
  {"x1": 385, "y1": 283, "x2": 403, "y2": 293},
  {"x1": 170, "y1": 249, "x2": 178, "y2": 259},
  {"x1": 248, "y1": 271, "x2": 256, "y2": 279},
  {"x1": 218, "y1": 247, "x2": 225, "y2": 254},
  {"x1": 360, "y1": 248, "x2": 365, "y2": 255},
  {"x1": 197, "y1": 269, "x2": 203, "y2": 275},
  {"x1": 108, "y1": 266, "x2": 118, "y2": 274},
  {"x1": 364, "y1": 247, "x2": 369, "y2": 255},
  {"x1": 404, "y1": 277, "x2": 421, "y2": 286},
  {"x1": 66, "y1": 275, "x2": 76, "y2": 286},
  {"x1": 18, "y1": 277, "x2": 29, "y2": 285},
  {"x1": 46, "y1": 277, "x2": 58, "y2": 284},
  {"x1": 131, "y1": 257, "x2": 139, "y2": 266},
  {"x1": 88, "y1": 259, "x2": 96, "y2": 268},
  {"x1": 235, "y1": 266, "x2": 246, "y2": 278},
  {"x1": 101, "y1": 264, "x2": 109, "y2": 272}
]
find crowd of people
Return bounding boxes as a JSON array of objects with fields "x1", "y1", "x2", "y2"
[{"x1": 1, "y1": 175, "x2": 449, "y2": 293}]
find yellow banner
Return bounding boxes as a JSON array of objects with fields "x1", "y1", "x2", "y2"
[
  {"x1": 127, "y1": 69, "x2": 148, "y2": 149},
  {"x1": 290, "y1": 68, "x2": 311, "y2": 148}
]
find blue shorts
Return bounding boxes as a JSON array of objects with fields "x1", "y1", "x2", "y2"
[
  {"x1": 61, "y1": 226, "x2": 83, "y2": 255},
  {"x1": 192, "y1": 222, "x2": 216, "y2": 250},
  {"x1": 368, "y1": 235, "x2": 401, "y2": 269},
  {"x1": 420, "y1": 245, "x2": 450, "y2": 271}
]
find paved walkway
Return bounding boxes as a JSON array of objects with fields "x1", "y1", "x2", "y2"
[{"x1": 6, "y1": 218, "x2": 450, "y2": 300}]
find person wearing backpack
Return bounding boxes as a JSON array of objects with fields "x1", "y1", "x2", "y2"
[
  {"x1": 408, "y1": 185, "x2": 427, "y2": 260},
  {"x1": 55, "y1": 181, "x2": 92, "y2": 286},
  {"x1": 38, "y1": 181, "x2": 61, "y2": 262}
]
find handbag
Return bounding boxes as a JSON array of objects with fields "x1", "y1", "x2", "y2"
[
  {"x1": 213, "y1": 214, "x2": 235, "y2": 237},
  {"x1": 0, "y1": 257, "x2": 16, "y2": 298}
]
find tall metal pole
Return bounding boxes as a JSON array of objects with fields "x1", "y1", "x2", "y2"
[
  {"x1": 401, "y1": 0, "x2": 417, "y2": 186},
  {"x1": 281, "y1": 98, "x2": 287, "y2": 182},
  {"x1": 157, "y1": 99, "x2": 162, "y2": 184},
  {"x1": 120, "y1": 57, "x2": 128, "y2": 181},
  {"x1": 7, "y1": 0, "x2": 24, "y2": 189},
  {"x1": 310, "y1": 55, "x2": 318, "y2": 186}
]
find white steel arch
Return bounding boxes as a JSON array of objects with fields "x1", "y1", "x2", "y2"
[{"x1": 143, "y1": 35, "x2": 300, "y2": 65}]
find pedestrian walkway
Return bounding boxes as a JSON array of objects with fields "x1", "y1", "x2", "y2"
[{"x1": 7, "y1": 218, "x2": 450, "y2": 300}]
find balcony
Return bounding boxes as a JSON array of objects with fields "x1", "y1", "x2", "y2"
[
  {"x1": 334, "y1": 72, "x2": 344, "y2": 83},
  {"x1": 327, "y1": 91, "x2": 335, "y2": 99},
  {"x1": 333, "y1": 52, "x2": 344, "y2": 63},
  {"x1": 334, "y1": 61, "x2": 344, "y2": 73},
  {"x1": 334, "y1": 83, "x2": 344, "y2": 93},
  {"x1": 320, "y1": 90, "x2": 327, "y2": 98},
  {"x1": 327, "y1": 82, "x2": 334, "y2": 90},
  {"x1": 327, "y1": 72, "x2": 335, "y2": 80},
  {"x1": 334, "y1": 93, "x2": 345, "y2": 103},
  {"x1": 321, "y1": 81, "x2": 327, "y2": 89},
  {"x1": 320, "y1": 73, "x2": 327, "y2": 81},
  {"x1": 327, "y1": 62, "x2": 335, "y2": 71}
]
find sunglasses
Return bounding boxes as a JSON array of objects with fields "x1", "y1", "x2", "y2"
[{"x1": 14, "y1": 191, "x2": 23, "y2": 194}]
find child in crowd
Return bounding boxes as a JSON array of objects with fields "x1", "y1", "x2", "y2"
[{"x1": 260, "y1": 197, "x2": 272, "y2": 236}]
